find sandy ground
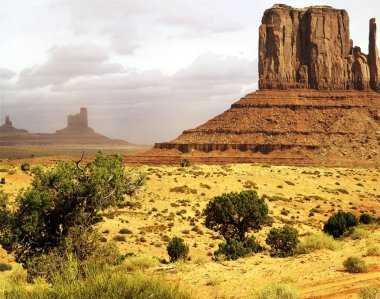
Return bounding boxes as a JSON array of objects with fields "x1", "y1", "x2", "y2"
[{"x1": 0, "y1": 160, "x2": 379, "y2": 298}]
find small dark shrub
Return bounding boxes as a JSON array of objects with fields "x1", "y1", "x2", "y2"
[
  {"x1": 343, "y1": 256, "x2": 368, "y2": 273},
  {"x1": 114, "y1": 235, "x2": 126, "y2": 242},
  {"x1": 214, "y1": 237, "x2": 262, "y2": 261},
  {"x1": 214, "y1": 239, "x2": 250, "y2": 260},
  {"x1": 0, "y1": 262, "x2": 12, "y2": 272},
  {"x1": 119, "y1": 228, "x2": 133, "y2": 234},
  {"x1": 323, "y1": 210, "x2": 358, "y2": 238},
  {"x1": 20, "y1": 163, "x2": 30, "y2": 172},
  {"x1": 359, "y1": 213, "x2": 374, "y2": 224},
  {"x1": 266, "y1": 225, "x2": 299, "y2": 257},
  {"x1": 180, "y1": 159, "x2": 191, "y2": 168},
  {"x1": 167, "y1": 237, "x2": 189, "y2": 262},
  {"x1": 0, "y1": 178, "x2": 5, "y2": 184}
]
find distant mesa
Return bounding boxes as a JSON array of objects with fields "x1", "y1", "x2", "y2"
[
  {"x1": 127, "y1": 4, "x2": 380, "y2": 167},
  {"x1": 56, "y1": 107, "x2": 94, "y2": 134},
  {"x1": 0, "y1": 116, "x2": 28, "y2": 134},
  {"x1": 0, "y1": 108, "x2": 128, "y2": 146}
]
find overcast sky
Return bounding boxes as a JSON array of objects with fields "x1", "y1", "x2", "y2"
[{"x1": 1, "y1": 0, "x2": 379, "y2": 144}]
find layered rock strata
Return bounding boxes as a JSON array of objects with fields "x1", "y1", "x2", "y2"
[{"x1": 153, "y1": 89, "x2": 380, "y2": 165}]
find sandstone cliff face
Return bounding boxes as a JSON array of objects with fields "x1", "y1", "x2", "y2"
[{"x1": 259, "y1": 4, "x2": 380, "y2": 91}]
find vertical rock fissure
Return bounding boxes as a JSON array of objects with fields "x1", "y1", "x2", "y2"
[{"x1": 258, "y1": 4, "x2": 380, "y2": 92}]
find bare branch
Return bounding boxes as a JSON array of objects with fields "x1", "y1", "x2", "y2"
[{"x1": 76, "y1": 151, "x2": 85, "y2": 172}]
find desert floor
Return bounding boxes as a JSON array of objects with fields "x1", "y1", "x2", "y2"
[{"x1": 0, "y1": 158, "x2": 379, "y2": 298}]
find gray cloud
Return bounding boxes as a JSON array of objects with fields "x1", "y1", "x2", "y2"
[
  {"x1": 3, "y1": 52, "x2": 257, "y2": 144},
  {"x1": 0, "y1": 68, "x2": 16, "y2": 81},
  {"x1": 18, "y1": 44, "x2": 124, "y2": 88},
  {"x1": 157, "y1": 10, "x2": 244, "y2": 37}
]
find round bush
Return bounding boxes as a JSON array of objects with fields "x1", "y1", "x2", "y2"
[
  {"x1": 180, "y1": 159, "x2": 191, "y2": 168},
  {"x1": 343, "y1": 256, "x2": 368, "y2": 273},
  {"x1": 359, "y1": 213, "x2": 374, "y2": 224},
  {"x1": 167, "y1": 237, "x2": 189, "y2": 262},
  {"x1": 266, "y1": 225, "x2": 299, "y2": 257},
  {"x1": 20, "y1": 163, "x2": 30, "y2": 172},
  {"x1": 323, "y1": 211, "x2": 358, "y2": 238},
  {"x1": 214, "y1": 237, "x2": 262, "y2": 261},
  {"x1": 203, "y1": 190, "x2": 268, "y2": 242}
]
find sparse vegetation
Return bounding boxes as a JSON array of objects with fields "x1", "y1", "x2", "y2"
[
  {"x1": 343, "y1": 256, "x2": 368, "y2": 273},
  {"x1": 4, "y1": 264, "x2": 190, "y2": 299},
  {"x1": 366, "y1": 245, "x2": 380, "y2": 256},
  {"x1": 1, "y1": 160, "x2": 380, "y2": 298},
  {"x1": 297, "y1": 233, "x2": 338, "y2": 253},
  {"x1": 254, "y1": 282, "x2": 299, "y2": 299},
  {"x1": 349, "y1": 227, "x2": 370, "y2": 240},
  {"x1": 358, "y1": 286, "x2": 380, "y2": 299},
  {"x1": 169, "y1": 185, "x2": 197, "y2": 194}
]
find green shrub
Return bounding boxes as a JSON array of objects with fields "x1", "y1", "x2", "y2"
[
  {"x1": 20, "y1": 163, "x2": 30, "y2": 172},
  {"x1": 266, "y1": 225, "x2": 299, "y2": 257},
  {"x1": 0, "y1": 152, "x2": 144, "y2": 280},
  {"x1": 359, "y1": 213, "x2": 374, "y2": 224},
  {"x1": 203, "y1": 190, "x2": 268, "y2": 242},
  {"x1": 358, "y1": 286, "x2": 380, "y2": 299},
  {"x1": 297, "y1": 233, "x2": 338, "y2": 253},
  {"x1": 343, "y1": 256, "x2": 368, "y2": 273},
  {"x1": 254, "y1": 282, "x2": 299, "y2": 299},
  {"x1": 323, "y1": 211, "x2": 358, "y2": 238},
  {"x1": 180, "y1": 159, "x2": 191, "y2": 168},
  {"x1": 214, "y1": 237, "x2": 262, "y2": 260},
  {"x1": 167, "y1": 237, "x2": 189, "y2": 262},
  {"x1": 0, "y1": 262, "x2": 12, "y2": 272}
]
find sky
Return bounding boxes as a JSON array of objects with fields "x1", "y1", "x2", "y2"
[{"x1": 1, "y1": 0, "x2": 379, "y2": 145}]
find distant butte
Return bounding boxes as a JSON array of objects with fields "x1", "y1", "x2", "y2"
[
  {"x1": 126, "y1": 4, "x2": 380, "y2": 167},
  {"x1": 0, "y1": 116, "x2": 28, "y2": 134},
  {"x1": 0, "y1": 108, "x2": 128, "y2": 146}
]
